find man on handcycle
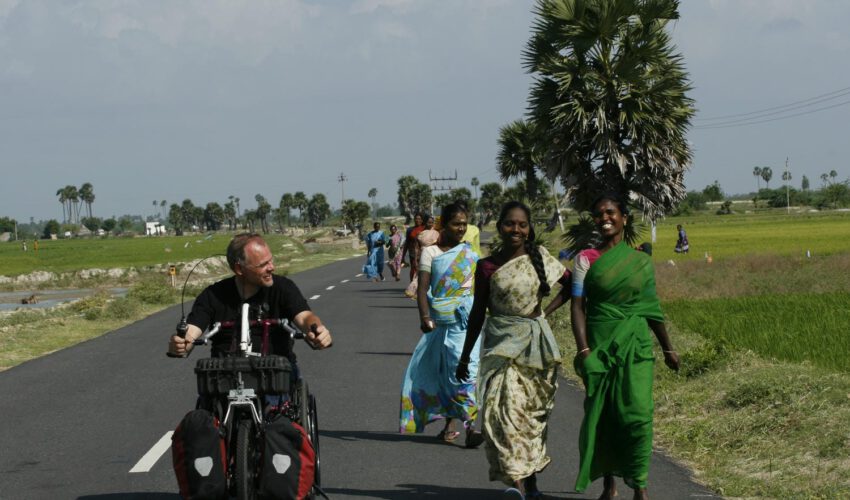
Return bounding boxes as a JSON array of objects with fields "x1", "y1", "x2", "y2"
[{"x1": 168, "y1": 232, "x2": 333, "y2": 358}]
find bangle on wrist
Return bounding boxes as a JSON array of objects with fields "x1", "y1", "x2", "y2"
[
  {"x1": 663, "y1": 350, "x2": 676, "y2": 354},
  {"x1": 578, "y1": 347, "x2": 590, "y2": 354}
]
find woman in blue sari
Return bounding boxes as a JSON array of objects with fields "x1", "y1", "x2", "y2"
[
  {"x1": 400, "y1": 202, "x2": 484, "y2": 447},
  {"x1": 363, "y1": 222, "x2": 387, "y2": 281}
]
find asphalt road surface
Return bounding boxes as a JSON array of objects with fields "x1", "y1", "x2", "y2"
[{"x1": 0, "y1": 256, "x2": 719, "y2": 499}]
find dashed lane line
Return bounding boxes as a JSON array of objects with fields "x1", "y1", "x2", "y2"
[
  {"x1": 310, "y1": 295, "x2": 321, "y2": 300},
  {"x1": 356, "y1": 273, "x2": 364, "y2": 277},
  {"x1": 341, "y1": 279, "x2": 350, "y2": 283},
  {"x1": 326, "y1": 286, "x2": 335, "y2": 290},
  {"x1": 129, "y1": 431, "x2": 173, "y2": 473}
]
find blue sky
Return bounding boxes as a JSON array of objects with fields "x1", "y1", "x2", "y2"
[{"x1": 2, "y1": 0, "x2": 849, "y2": 222}]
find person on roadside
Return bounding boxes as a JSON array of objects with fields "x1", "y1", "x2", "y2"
[
  {"x1": 457, "y1": 200, "x2": 571, "y2": 498},
  {"x1": 386, "y1": 224, "x2": 404, "y2": 281},
  {"x1": 400, "y1": 202, "x2": 484, "y2": 448},
  {"x1": 167, "y1": 233, "x2": 333, "y2": 360},
  {"x1": 674, "y1": 224, "x2": 689, "y2": 254},
  {"x1": 571, "y1": 193, "x2": 679, "y2": 500},
  {"x1": 363, "y1": 221, "x2": 387, "y2": 282},
  {"x1": 404, "y1": 215, "x2": 436, "y2": 298},
  {"x1": 401, "y1": 213, "x2": 425, "y2": 282}
]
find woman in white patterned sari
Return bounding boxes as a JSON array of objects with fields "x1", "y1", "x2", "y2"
[{"x1": 457, "y1": 201, "x2": 571, "y2": 498}]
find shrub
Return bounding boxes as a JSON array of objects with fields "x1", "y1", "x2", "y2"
[
  {"x1": 128, "y1": 277, "x2": 177, "y2": 305},
  {"x1": 103, "y1": 297, "x2": 142, "y2": 319}
]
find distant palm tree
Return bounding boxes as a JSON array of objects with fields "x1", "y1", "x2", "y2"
[
  {"x1": 782, "y1": 170, "x2": 792, "y2": 184},
  {"x1": 753, "y1": 166, "x2": 762, "y2": 190},
  {"x1": 368, "y1": 188, "x2": 378, "y2": 218},
  {"x1": 761, "y1": 167, "x2": 773, "y2": 189},
  {"x1": 471, "y1": 177, "x2": 480, "y2": 200},
  {"x1": 830, "y1": 169, "x2": 838, "y2": 183},
  {"x1": 56, "y1": 188, "x2": 68, "y2": 223},
  {"x1": 160, "y1": 200, "x2": 167, "y2": 220},
  {"x1": 821, "y1": 173, "x2": 830, "y2": 186}
]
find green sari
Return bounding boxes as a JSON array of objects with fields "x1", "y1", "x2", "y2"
[{"x1": 574, "y1": 241, "x2": 664, "y2": 491}]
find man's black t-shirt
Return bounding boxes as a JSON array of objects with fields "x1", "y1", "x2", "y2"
[{"x1": 187, "y1": 275, "x2": 310, "y2": 360}]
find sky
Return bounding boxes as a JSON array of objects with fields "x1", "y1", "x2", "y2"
[{"x1": 2, "y1": 0, "x2": 849, "y2": 222}]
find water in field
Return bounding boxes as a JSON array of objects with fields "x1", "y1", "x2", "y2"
[{"x1": 0, "y1": 288, "x2": 128, "y2": 312}]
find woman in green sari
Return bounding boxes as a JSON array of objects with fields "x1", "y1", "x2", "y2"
[
  {"x1": 457, "y1": 201, "x2": 572, "y2": 498},
  {"x1": 571, "y1": 193, "x2": 680, "y2": 500}
]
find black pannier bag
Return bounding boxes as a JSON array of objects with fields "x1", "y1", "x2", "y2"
[
  {"x1": 195, "y1": 355, "x2": 292, "y2": 397},
  {"x1": 171, "y1": 409, "x2": 228, "y2": 500},
  {"x1": 258, "y1": 415, "x2": 316, "y2": 500}
]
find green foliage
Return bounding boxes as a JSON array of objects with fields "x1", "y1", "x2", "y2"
[
  {"x1": 715, "y1": 200, "x2": 733, "y2": 215},
  {"x1": 101, "y1": 218, "x2": 117, "y2": 235},
  {"x1": 678, "y1": 339, "x2": 729, "y2": 378},
  {"x1": 103, "y1": 296, "x2": 142, "y2": 318},
  {"x1": 673, "y1": 191, "x2": 707, "y2": 215},
  {"x1": 81, "y1": 217, "x2": 102, "y2": 232},
  {"x1": 307, "y1": 193, "x2": 331, "y2": 227},
  {"x1": 478, "y1": 182, "x2": 504, "y2": 223},
  {"x1": 127, "y1": 277, "x2": 177, "y2": 305},
  {"x1": 396, "y1": 176, "x2": 431, "y2": 222},
  {"x1": 42, "y1": 219, "x2": 60, "y2": 238},
  {"x1": 524, "y1": 0, "x2": 695, "y2": 219},
  {"x1": 702, "y1": 181, "x2": 724, "y2": 202},
  {"x1": 0, "y1": 216, "x2": 17, "y2": 233},
  {"x1": 340, "y1": 199, "x2": 371, "y2": 229}
]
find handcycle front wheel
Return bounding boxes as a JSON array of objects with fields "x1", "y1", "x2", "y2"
[
  {"x1": 297, "y1": 380, "x2": 321, "y2": 491},
  {"x1": 235, "y1": 418, "x2": 259, "y2": 500}
]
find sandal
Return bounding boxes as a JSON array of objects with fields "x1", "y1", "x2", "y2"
[
  {"x1": 436, "y1": 429, "x2": 460, "y2": 442},
  {"x1": 503, "y1": 487, "x2": 525, "y2": 499},
  {"x1": 465, "y1": 429, "x2": 485, "y2": 449}
]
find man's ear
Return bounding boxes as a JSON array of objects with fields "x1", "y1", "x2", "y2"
[{"x1": 233, "y1": 262, "x2": 244, "y2": 277}]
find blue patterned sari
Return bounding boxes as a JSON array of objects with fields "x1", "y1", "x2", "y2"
[
  {"x1": 400, "y1": 243, "x2": 481, "y2": 433},
  {"x1": 362, "y1": 230, "x2": 386, "y2": 279}
]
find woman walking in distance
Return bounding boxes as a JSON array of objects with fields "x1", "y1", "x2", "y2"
[
  {"x1": 457, "y1": 201, "x2": 572, "y2": 498},
  {"x1": 401, "y1": 213, "x2": 425, "y2": 281},
  {"x1": 571, "y1": 193, "x2": 680, "y2": 500},
  {"x1": 386, "y1": 224, "x2": 404, "y2": 281},
  {"x1": 363, "y1": 222, "x2": 387, "y2": 281},
  {"x1": 400, "y1": 203, "x2": 483, "y2": 446}
]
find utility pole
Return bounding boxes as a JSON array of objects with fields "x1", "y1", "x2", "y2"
[
  {"x1": 338, "y1": 172, "x2": 348, "y2": 229},
  {"x1": 428, "y1": 170, "x2": 458, "y2": 216}
]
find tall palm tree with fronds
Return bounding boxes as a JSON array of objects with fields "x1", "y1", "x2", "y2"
[
  {"x1": 524, "y1": 0, "x2": 695, "y2": 220},
  {"x1": 56, "y1": 188, "x2": 68, "y2": 223},
  {"x1": 497, "y1": 119, "x2": 541, "y2": 199},
  {"x1": 753, "y1": 166, "x2": 762, "y2": 191}
]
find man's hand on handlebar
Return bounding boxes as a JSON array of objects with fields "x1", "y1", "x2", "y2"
[
  {"x1": 167, "y1": 324, "x2": 202, "y2": 357},
  {"x1": 305, "y1": 323, "x2": 332, "y2": 350}
]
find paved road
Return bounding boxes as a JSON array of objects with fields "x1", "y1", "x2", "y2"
[{"x1": 0, "y1": 256, "x2": 718, "y2": 499}]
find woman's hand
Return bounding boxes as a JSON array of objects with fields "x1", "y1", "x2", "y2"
[
  {"x1": 663, "y1": 350, "x2": 680, "y2": 371},
  {"x1": 575, "y1": 347, "x2": 591, "y2": 361},
  {"x1": 456, "y1": 359, "x2": 470, "y2": 381},
  {"x1": 420, "y1": 317, "x2": 435, "y2": 333}
]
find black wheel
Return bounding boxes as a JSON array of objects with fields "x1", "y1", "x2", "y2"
[
  {"x1": 235, "y1": 418, "x2": 258, "y2": 500},
  {"x1": 309, "y1": 393, "x2": 321, "y2": 487},
  {"x1": 297, "y1": 381, "x2": 321, "y2": 494}
]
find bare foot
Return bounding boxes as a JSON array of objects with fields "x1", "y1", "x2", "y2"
[
  {"x1": 599, "y1": 475, "x2": 617, "y2": 500},
  {"x1": 632, "y1": 488, "x2": 648, "y2": 500}
]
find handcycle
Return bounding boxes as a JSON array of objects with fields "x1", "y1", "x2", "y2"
[{"x1": 182, "y1": 303, "x2": 324, "y2": 499}]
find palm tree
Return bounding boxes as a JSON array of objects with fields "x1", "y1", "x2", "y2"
[
  {"x1": 63, "y1": 185, "x2": 80, "y2": 224},
  {"x1": 160, "y1": 200, "x2": 167, "y2": 220},
  {"x1": 497, "y1": 119, "x2": 541, "y2": 200},
  {"x1": 821, "y1": 173, "x2": 830, "y2": 187},
  {"x1": 830, "y1": 169, "x2": 838, "y2": 183},
  {"x1": 761, "y1": 167, "x2": 773, "y2": 189},
  {"x1": 293, "y1": 191, "x2": 308, "y2": 226},
  {"x1": 254, "y1": 194, "x2": 271, "y2": 234},
  {"x1": 152, "y1": 200, "x2": 158, "y2": 219},
  {"x1": 471, "y1": 177, "x2": 480, "y2": 200},
  {"x1": 280, "y1": 193, "x2": 294, "y2": 227},
  {"x1": 523, "y1": 0, "x2": 695, "y2": 220},
  {"x1": 753, "y1": 166, "x2": 762, "y2": 190},
  {"x1": 368, "y1": 188, "x2": 378, "y2": 218},
  {"x1": 56, "y1": 188, "x2": 68, "y2": 223},
  {"x1": 782, "y1": 170, "x2": 792, "y2": 184},
  {"x1": 77, "y1": 183, "x2": 95, "y2": 219}
]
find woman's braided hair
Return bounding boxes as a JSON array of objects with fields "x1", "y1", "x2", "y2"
[{"x1": 497, "y1": 201, "x2": 550, "y2": 297}]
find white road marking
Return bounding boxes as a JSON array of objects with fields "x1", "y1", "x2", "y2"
[
  {"x1": 326, "y1": 286, "x2": 335, "y2": 290},
  {"x1": 351, "y1": 254, "x2": 361, "y2": 257},
  {"x1": 310, "y1": 295, "x2": 321, "y2": 300},
  {"x1": 356, "y1": 273, "x2": 364, "y2": 277},
  {"x1": 341, "y1": 279, "x2": 350, "y2": 283},
  {"x1": 129, "y1": 431, "x2": 173, "y2": 473}
]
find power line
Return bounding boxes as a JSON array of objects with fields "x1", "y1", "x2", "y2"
[
  {"x1": 694, "y1": 98, "x2": 850, "y2": 129},
  {"x1": 695, "y1": 85, "x2": 850, "y2": 122}
]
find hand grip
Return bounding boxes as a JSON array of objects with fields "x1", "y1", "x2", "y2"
[{"x1": 166, "y1": 318, "x2": 189, "y2": 358}]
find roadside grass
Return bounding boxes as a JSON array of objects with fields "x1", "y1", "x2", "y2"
[
  {"x1": 648, "y1": 210, "x2": 850, "y2": 261},
  {"x1": 0, "y1": 233, "x2": 362, "y2": 371},
  {"x1": 0, "y1": 232, "x2": 361, "y2": 279},
  {"x1": 538, "y1": 219, "x2": 850, "y2": 498},
  {"x1": 664, "y1": 292, "x2": 850, "y2": 372}
]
